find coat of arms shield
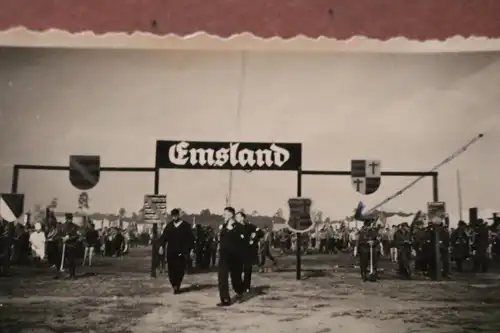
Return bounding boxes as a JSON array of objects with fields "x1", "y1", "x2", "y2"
[{"x1": 351, "y1": 159, "x2": 381, "y2": 195}]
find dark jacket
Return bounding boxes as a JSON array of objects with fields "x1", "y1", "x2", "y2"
[
  {"x1": 393, "y1": 228, "x2": 411, "y2": 248},
  {"x1": 85, "y1": 229, "x2": 99, "y2": 247},
  {"x1": 159, "y1": 220, "x2": 194, "y2": 255},
  {"x1": 62, "y1": 222, "x2": 80, "y2": 247},
  {"x1": 219, "y1": 219, "x2": 247, "y2": 256}
]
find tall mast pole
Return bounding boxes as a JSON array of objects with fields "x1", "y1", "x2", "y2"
[{"x1": 227, "y1": 51, "x2": 247, "y2": 206}]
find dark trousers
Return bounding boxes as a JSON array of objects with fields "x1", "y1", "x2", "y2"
[
  {"x1": 319, "y1": 239, "x2": 326, "y2": 253},
  {"x1": 201, "y1": 247, "x2": 211, "y2": 269},
  {"x1": 218, "y1": 251, "x2": 244, "y2": 302},
  {"x1": 474, "y1": 250, "x2": 489, "y2": 273},
  {"x1": 210, "y1": 248, "x2": 217, "y2": 267},
  {"x1": 243, "y1": 249, "x2": 258, "y2": 291},
  {"x1": 158, "y1": 248, "x2": 166, "y2": 272},
  {"x1": 242, "y1": 261, "x2": 253, "y2": 292},
  {"x1": 167, "y1": 252, "x2": 186, "y2": 289},
  {"x1": 359, "y1": 246, "x2": 379, "y2": 279},
  {"x1": 414, "y1": 248, "x2": 426, "y2": 272},
  {"x1": 259, "y1": 247, "x2": 276, "y2": 266},
  {"x1": 0, "y1": 238, "x2": 11, "y2": 274},
  {"x1": 112, "y1": 238, "x2": 123, "y2": 256},
  {"x1": 105, "y1": 241, "x2": 112, "y2": 256},
  {"x1": 328, "y1": 239, "x2": 337, "y2": 253},
  {"x1": 453, "y1": 244, "x2": 468, "y2": 272},
  {"x1": 382, "y1": 240, "x2": 390, "y2": 256},
  {"x1": 64, "y1": 245, "x2": 77, "y2": 277},
  {"x1": 428, "y1": 247, "x2": 450, "y2": 278},
  {"x1": 46, "y1": 241, "x2": 61, "y2": 267},
  {"x1": 195, "y1": 246, "x2": 204, "y2": 269},
  {"x1": 397, "y1": 245, "x2": 412, "y2": 278}
]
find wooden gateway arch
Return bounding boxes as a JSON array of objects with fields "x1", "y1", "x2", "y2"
[{"x1": 9, "y1": 139, "x2": 441, "y2": 280}]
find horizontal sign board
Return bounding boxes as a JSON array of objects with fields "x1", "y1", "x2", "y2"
[{"x1": 155, "y1": 140, "x2": 302, "y2": 171}]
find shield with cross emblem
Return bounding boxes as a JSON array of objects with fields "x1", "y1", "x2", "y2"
[{"x1": 351, "y1": 159, "x2": 381, "y2": 195}]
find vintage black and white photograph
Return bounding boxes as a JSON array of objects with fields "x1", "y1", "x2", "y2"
[{"x1": 1, "y1": 46, "x2": 500, "y2": 332}]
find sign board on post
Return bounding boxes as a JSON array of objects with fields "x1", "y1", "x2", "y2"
[
  {"x1": 427, "y1": 201, "x2": 446, "y2": 223},
  {"x1": 143, "y1": 194, "x2": 167, "y2": 278},
  {"x1": 287, "y1": 198, "x2": 314, "y2": 233},
  {"x1": 143, "y1": 194, "x2": 167, "y2": 224}
]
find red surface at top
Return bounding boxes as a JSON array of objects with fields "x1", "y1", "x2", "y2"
[{"x1": 1, "y1": 0, "x2": 500, "y2": 40}]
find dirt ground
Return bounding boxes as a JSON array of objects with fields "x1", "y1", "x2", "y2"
[{"x1": 1, "y1": 248, "x2": 500, "y2": 333}]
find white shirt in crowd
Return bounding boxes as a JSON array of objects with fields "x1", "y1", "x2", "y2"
[{"x1": 30, "y1": 223, "x2": 46, "y2": 260}]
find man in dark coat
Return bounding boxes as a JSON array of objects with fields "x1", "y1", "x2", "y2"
[
  {"x1": 0, "y1": 219, "x2": 15, "y2": 276},
  {"x1": 217, "y1": 207, "x2": 247, "y2": 306},
  {"x1": 354, "y1": 202, "x2": 380, "y2": 281},
  {"x1": 473, "y1": 219, "x2": 490, "y2": 273},
  {"x1": 237, "y1": 211, "x2": 265, "y2": 294},
  {"x1": 158, "y1": 209, "x2": 195, "y2": 294},
  {"x1": 61, "y1": 213, "x2": 80, "y2": 279},
  {"x1": 357, "y1": 219, "x2": 380, "y2": 281},
  {"x1": 83, "y1": 222, "x2": 99, "y2": 266},
  {"x1": 425, "y1": 219, "x2": 450, "y2": 279},
  {"x1": 394, "y1": 223, "x2": 412, "y2": 279},
  {"x1": 451, "y1": 220, "x2": 469, "y2": 272},
  {"x1": 412, "y1": 223, "x2": 427, "y2": 272}
]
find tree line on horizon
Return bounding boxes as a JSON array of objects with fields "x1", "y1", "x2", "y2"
[{"x1": 30, "y1": 193, "x2": 423, "y2": 229}]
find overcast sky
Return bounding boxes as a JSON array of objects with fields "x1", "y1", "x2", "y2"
[{"x1": 0, "y1": 48, "x2": 498, "y2": 220}]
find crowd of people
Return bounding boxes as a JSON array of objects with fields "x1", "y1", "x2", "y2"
[
  {"x1": 0, "y1": 210, "x2": 133, "y2": 278},
  {"x1": 271, "y1": 211, "x2": 500, "y2": 281},
  {"x1": 2, "y1": 202, "x2": 500, "y2": 307}
]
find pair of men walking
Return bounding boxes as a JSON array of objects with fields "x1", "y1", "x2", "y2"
[{"x1": 157, "y1": 207, "x2": 264, "y2": 306}]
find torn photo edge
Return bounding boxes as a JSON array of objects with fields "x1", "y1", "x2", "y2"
[{"x1": 1, "y1": 28, "x2": 500, "y2": 53}]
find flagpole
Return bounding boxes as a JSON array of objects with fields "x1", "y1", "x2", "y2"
[
  {"x1": 227, "y1": 51, "x2": 247, "y2": 207},
  {"x1": 457, "y1": 169, "x2": 463, "y2": 220}
]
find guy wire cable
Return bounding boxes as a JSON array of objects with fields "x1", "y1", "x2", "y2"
[{"x1": 364, "y1": 133, "x2": 485, "y2": 216}]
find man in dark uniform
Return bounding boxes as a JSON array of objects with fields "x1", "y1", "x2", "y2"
[
  {"x1": 158, "y1": 209, "x2": 195, "y2": 294},
  {"x1": 237, "y1": 211, "x2": 264, "y2": 294},
  {"x1": 394, "y1": 223, "x2": 412, "y2": 279},
  {"x1": 353, "y1": 201, "x2": 380, "y2": 281},
  {"x1": 83, "y1": 222, "x2": 99, "y2": 267},
  {"x1": 0, "y1": 219, "x2": 15, "y2": 276},
  {"x1": 202, "y1": 226, "x2": 214, "y2": 268},
  {"x1": 412, "y1": 222, "x2": 427, "y2": 273},
  {"x1": 422, "y1": 221, "x2": 435, "y2": 275},
  {"x1": 207, "y1": 227, "x2": 218, "y2": 268},
  {"x1": 45, "y1": 217, "x2": 61, "y2": 270},
  {"x1": 258, "y1": 226, "x2": 277, "y2": 272},
  {"x1": 473, "y1": 219, "x2": 490, "y2": 273},
  {"x1": 157, "y1": 225, "x2": 167, "y2": 274},
  {"x1": 357, "y1": 218, "x2": 380, "y2": 281},
  {"x1": 193, "y1": 224, "x2": 205, "y2": 270},
  {"x1": 425, "y1": 218, "x2": 450, "y2": 279},
  {"x1": 451, "y1": 220, "x2": 469, "y2": 272},
  {"x1": 61, "y1": 213, "x2": 80, "y2": 279},
  {"x1": 217, "y1": 206, "x2": 247, "y2": 307}
]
